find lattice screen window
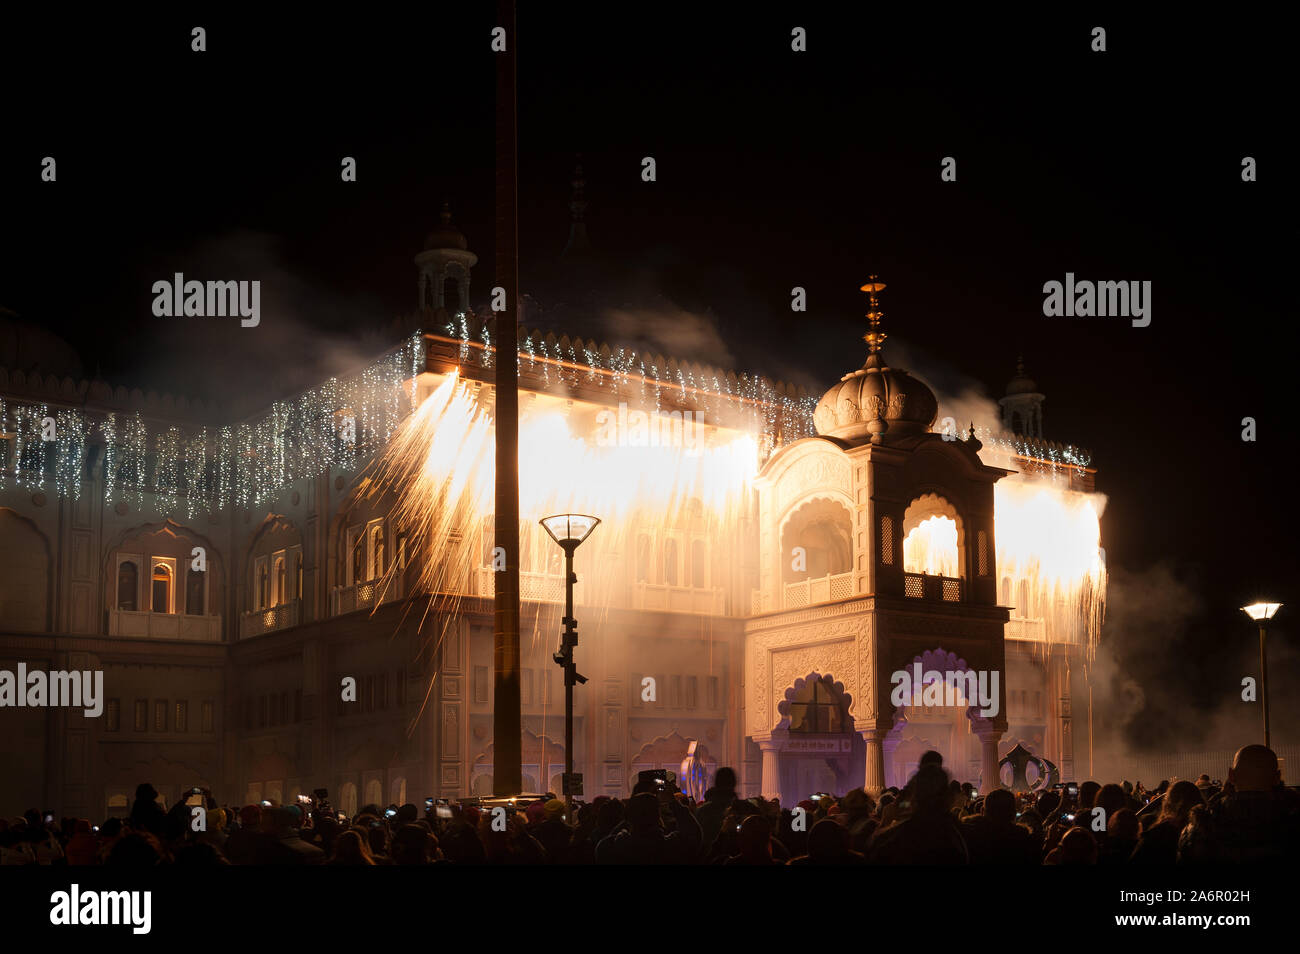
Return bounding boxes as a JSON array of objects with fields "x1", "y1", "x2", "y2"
[
  {"x1": 881, "y1": 515, "x2": 895, "y2": 565},
  {"x1": 977, "y1": 529, "x2": 989, "y2": 576}
]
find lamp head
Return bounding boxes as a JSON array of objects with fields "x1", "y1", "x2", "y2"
[
  {"x1": 540, "y1": 514, "x2": 601, "y2": 551},
  {"x1": 1241, "y1": 602, "x2": 1282, "y2": 621}
]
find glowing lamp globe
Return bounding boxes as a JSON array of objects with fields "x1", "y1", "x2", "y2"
[
  {"x1": 540, "y1": 514, "x2": 601, "y2": 551},
  {"x1": 1241, "y1": 602, "x2": 1282, "y2": 621}
]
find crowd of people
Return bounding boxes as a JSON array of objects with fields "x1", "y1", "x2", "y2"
[{"x1": 3, "y1": 744, "x2": 1295, "y2": 866}]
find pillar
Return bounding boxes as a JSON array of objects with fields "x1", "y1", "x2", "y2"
[
  {"x1": 977, "y1": 728, "x2": 1003, "y2": 794},
  {"x1": 862, "y1": 727, "x2": 887, "y2": 796},
  {"x1": 758, "y1": 740, "x2": 782, "y2": 802}
]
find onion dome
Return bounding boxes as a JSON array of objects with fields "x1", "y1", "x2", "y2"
[
  {"x1": 423, "y1": 201, "x2": 468, "y2": 251},
  {"x1": 1005, "y1": 356, "x2": 1037, "y2": 395},
  {"x1": 813, "y1": 277, "x2": 938, "y2": 445}
]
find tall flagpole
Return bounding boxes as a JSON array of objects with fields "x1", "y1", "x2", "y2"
[{"x1": 491, "y1": 0, "x2": 523, "y2": 796}]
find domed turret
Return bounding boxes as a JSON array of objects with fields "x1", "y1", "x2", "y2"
[
  {"x1": 813, "y1": 278, "x2": 938, "y2": 445},
  {"x1": 415, "y1": 202, "x2": 478, "y2": 313}
]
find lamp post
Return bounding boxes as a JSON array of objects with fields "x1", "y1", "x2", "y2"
[
  {"x1": 1241, "y1": 602, "x2": 1283, "y2": 748},
  {"x1": 540, "y1": 514, "x2": 601, "y2": 809}
]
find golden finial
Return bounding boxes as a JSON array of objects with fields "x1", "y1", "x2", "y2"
[{"x1": 861, "y1": 275, "x2": 887, "y2": 354}]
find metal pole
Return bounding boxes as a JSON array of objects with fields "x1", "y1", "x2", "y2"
[
  {"x1": 491, "y1": 0, "x2": 522, "y2": 797},
  {"x1": 1260, "y1": 621, "x2": 1270, "y2": 749},
  {"x1": 564, "y1": 547, "x2": 575, "y2": 810}
]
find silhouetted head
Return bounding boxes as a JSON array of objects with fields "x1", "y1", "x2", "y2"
[
  {"x1": 1054, "y1": 827, "x2": 1097, "y2": 865},
  {"x1": 625, "y1": 793, "x2": 662, "y2": 832},
  {"x1": 1096, "y1": 783, "x2": 1127, "y2": 820},
  {"x1": 1159, "y1": 780, "x2": 1203, "y2": 827},
  {"x1": 715, "y1": 767, "x2": 737, "y2": 793},
  {"x1": 919, "y1": 750, "x2": 944, "y2": 768},
  {"x1": 134, "y1": 783, "x2": 158, "y2": 803},
  {"x1": 1230, "y1": 745, "x2": 1280, "y2": 792},
  {"x1": 807, "y1": 818, "x2": 850, "y2": 860},
  {"x1": 982, "y1": 788, "x2": 1015, "y2": 825},
  {"x1": 910, "y1": 764, "x2": 952, "y2": 815},
  {"x1": 1109, "y1": 808, "x2": 1139, "y2": 842},
  {"x1": 1079, "y1": 781, "x2": 1101, "y2": 808},
  {"x1": 737, "y1": 815, "x2": 772, "y2": 859}
]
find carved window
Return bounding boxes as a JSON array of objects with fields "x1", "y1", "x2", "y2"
[
  {"x1": 789, "y1": 678, "x2": 845, "y2": 734},
  {"x1": 186, "y1": 568, "x2": 205, "y2": 615},
  {"x1": 977, "y1": 530, "x2": 989, "y2": 576},
  {"x1": 880, "y1": 515, "x2": 894, "y2": 566}
]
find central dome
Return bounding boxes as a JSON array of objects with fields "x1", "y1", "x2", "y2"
[
  {"x1": 812, "y1": 278, "x2": 938, "y2": 445},
  {"x1": 814, "y1": 354, "x2": 938, "y2": 443}
]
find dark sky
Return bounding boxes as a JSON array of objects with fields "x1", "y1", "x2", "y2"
[{"x1": 3, "y1": 9, "x2": 1294, "y2": 748}]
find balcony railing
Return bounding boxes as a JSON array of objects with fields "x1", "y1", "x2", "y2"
[
  {"x1": 752, "y1": 570, "x2": 853, "y2": 614},
  {"x1": 331, "y1": 575, "x2": 406, "y2": 616},
  {"x1": 108, "y1": 610, "x2": 222, "y2": 641},
  {"x1": 631, "y1": 582, "x2": 726, "y2": 616},
  {"x1": 903, "y1": 572, "x2": 963, "y2": 602},
  {"x1": 239, "y1": 600, "x2": 301, "y2": 639},
  {"x1": 475, "y1": 567, "x2": 565, "y2": 604}
]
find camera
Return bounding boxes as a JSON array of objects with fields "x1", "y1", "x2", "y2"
[
  {"x1": 260, "y1": 800, "x2": 272, "y2": 808},
  {"x1": 425, "y1": 797, "x2": 435, "y2": 810},
  {"x1": 384, "y1": 808, "x2": 397, "y2": 818}
]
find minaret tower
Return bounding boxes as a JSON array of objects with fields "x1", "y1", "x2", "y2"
[
  {"x1": 415, "y1": 201, "x2": 478, "y2": 315},
  {"x1": 998, "y1": 356, "x2": 1045, "y2": 438}
]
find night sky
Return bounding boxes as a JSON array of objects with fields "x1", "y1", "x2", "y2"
[{"x1": 3, "y1": 9, "x2": 1294, "y2": 751}]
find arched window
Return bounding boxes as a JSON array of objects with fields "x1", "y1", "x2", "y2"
[
  {"x1": 258, "y1": 565, "x2": 270, "y2": 610},
  {"x1": 295, "y1": 552, "x2": 304, "y2": 601},
  {"x1": 663, "y1": 538, "x2": 679, "y2": 586},
  {"x1": 443, "y1": 276, "x2": 460, "y2": 311},
  {"x1": 274, "y1": 557, "x2": 286, "y2": 606},
  {"x1": 151, "y1": 564, "x2": 172, "y2": 614},
  {"x1": 789, "y1": 677, "x2": 845, "y2": 734},
  {"x1": 186, "y1": 569, "x2": 205, "y2": 616},
  {"x1": 371, "y1": 525, "x2": 385, "y2": 579},
  {"x1": 351, "y1": 534, "x2": 365, "y2": 585},
  {"x1": 117, "y1": 561, "x2": 138, "y2": 611},
  {"x1": 691, "y1": 539, "x2": 707, "y2": 588}
]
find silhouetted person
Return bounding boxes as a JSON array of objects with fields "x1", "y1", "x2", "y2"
[
  {"x1": 129, "y1": 783, "x2": 166, "y2": 837},
  {"x1": 788, "y1": 819, "x2": 866, "y2": 865},
  {"x1": 1179, "y1": 745, "x2": 1300, "y2": 865},
  {"x1": 696, "y1": 766, "x2": 739, "y2": 852},
  {"x1": 1045, "y1": 826, "x2": 1097, "y2": 865},
  {"x1": 1098, "y1": 808, "x2": 1139, "y2": 865},
  {"x1": 329, "y1": 829, "x2": 375, "y2": 865},
  {"x1": 723, "y1": 815, "x2": 778, "y2": 866},
  {"x1": 1130, "y1": 780, "x2": 1201, "y2": 864},
  {"x1": 962, "y1": 789, "x2": 1037, "y2": 864},
  {"x1": 868, "y1": 764, "x2": 969, "y2": 864},
  {"x1": 596, "y1": 792, "x2": 701, "y2": 864}
]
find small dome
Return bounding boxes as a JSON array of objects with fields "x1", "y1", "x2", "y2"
[
  {"x1": 1005, "y1": 357, "x2": 1038, "y2": 395},
  {"x1": 814, "y1": 354, "x2": 938, "y2": 443},
  {"x1": 424, "y1": 202, "x2": 467, "y2": 251}
]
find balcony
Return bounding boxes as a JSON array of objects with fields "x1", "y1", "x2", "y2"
[
  {"x1": 903, "y1": 572, "x2": 963, "y2": 602},
  {"x1": 108, "y1": 610, "x2": 222, "y2": 641},
  {"x1": 240, "y1": 600, "x2": 301, "y2": 640},
  {"x1": 751, "y1": 570, "x2": 853, "y2": 614},
  {"x1": 331, "y1": 575, "x2": 407, "y2": 616},
  {"x1": 631, "y1": 581, "x2": 726, "y2": 616},
  {"x1": 475, "y1": 567, "x2": 565, "y2": 604},
  {"x1": 1004, "y1": 617, "x2": 1054, "y2": 642}
]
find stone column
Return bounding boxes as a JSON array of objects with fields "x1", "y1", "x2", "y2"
[
  {"x1": 977, "y1": 728, "x2": 1003, "y2": 794},
  {"x1": 863, "y1": 727, "x2": 887, "y2": 796},
  {"x1": 758, "y1": 740, "x2": 782, "y2": 802}
]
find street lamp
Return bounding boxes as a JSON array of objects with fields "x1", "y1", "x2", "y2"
[
  {"x1": 1241, "y1": 602, "x2": 1283, "y2": 748},
  {"x1": 540, "y1": 514, "x2": 601, "y2": 808}
]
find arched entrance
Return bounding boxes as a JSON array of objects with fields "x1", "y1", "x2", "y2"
[
  {"x1": 884, "y1": 648, "x2": 988, "y2": 788},
  {"x1": 773, "y1": 673, "x2": 863, "y2": 802}
]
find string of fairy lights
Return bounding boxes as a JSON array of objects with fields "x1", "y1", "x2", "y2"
[
  {"x1": 0, "y1": 322, "x2": 1091, "y2": 516},
  {"x1": 0, "y1": 334, "x2": 425, "y2": 516},
  {"x1": 455, "y1": 315, "x2": 821, "y2": 458}
]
